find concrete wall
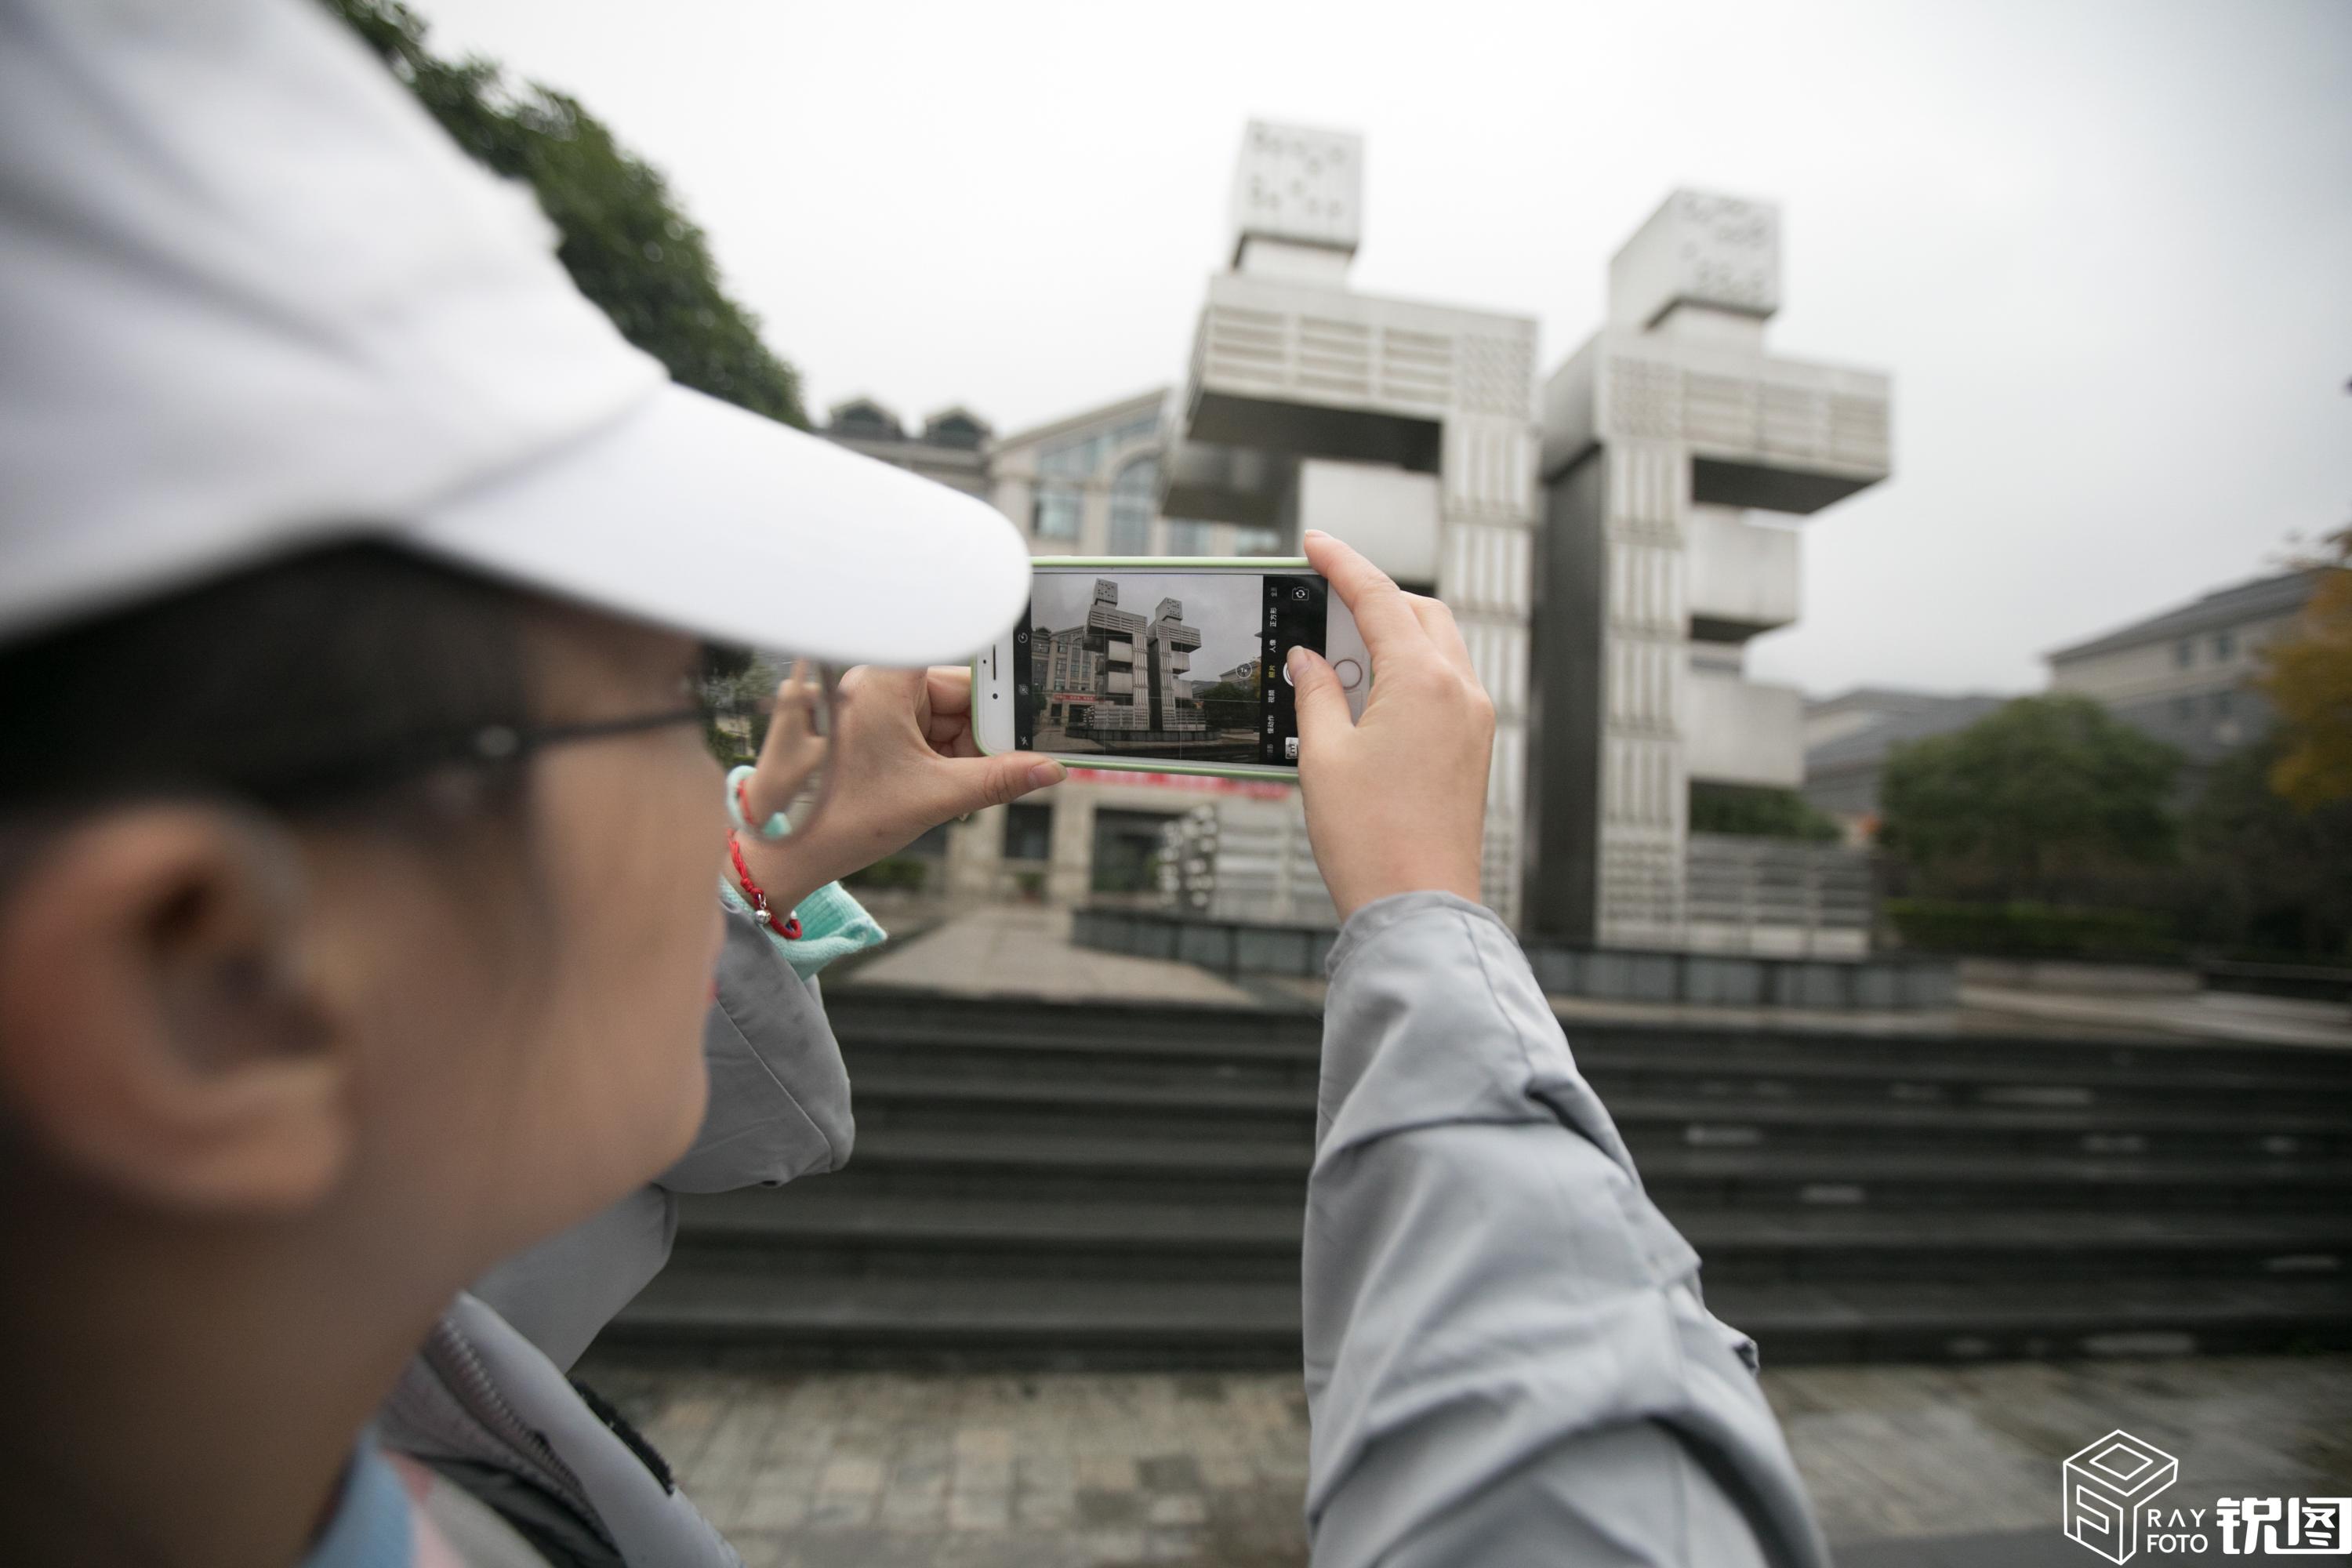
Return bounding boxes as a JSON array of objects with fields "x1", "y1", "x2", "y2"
[
  {"x1": 1686, "y1": 506, "x2": 1799, "y2": 637},
  {"x1": 1685, "y1": 667, "x2": 1804, "y2": 788},
  {"x1": 1293, "y1": 459, "x2": 1441, "y2": 586}
]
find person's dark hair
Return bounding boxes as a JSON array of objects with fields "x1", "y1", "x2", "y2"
[{"x1": 0, "y1": 542, "x2": 533, "y2": 834}]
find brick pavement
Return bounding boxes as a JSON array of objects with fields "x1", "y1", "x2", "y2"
[{"x1": 576, "y1": 1354, "x2": 2352, "y2": 1566}]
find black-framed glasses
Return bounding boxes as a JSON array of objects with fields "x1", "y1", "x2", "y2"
[
  {"x1": 239, "y1": 658, "x2": 840, "y2": 814},
  {"x1": 461, "y1": 659, "x2": 839, "y2": 766}
]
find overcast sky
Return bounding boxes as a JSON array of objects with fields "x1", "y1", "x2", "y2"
[
  {"x1": 1032, "y1": 572, "x2": 1265, "y2": 679},
  {"x1": 414, "y1": 0, "x2": 2350, "y2": 697}
]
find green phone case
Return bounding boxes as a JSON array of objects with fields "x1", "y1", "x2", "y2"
[{"x1": 975, "y1": 557, "x2": 1313, "y2": 783}]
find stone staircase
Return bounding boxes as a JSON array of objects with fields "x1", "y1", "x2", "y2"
[{"x1": 608, "y1": 989, "x2": 2352, "y2": 1367}]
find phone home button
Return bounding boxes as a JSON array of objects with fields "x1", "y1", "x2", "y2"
[{"x1": 1334, "y1": 657, "x2": 1364, "y2": 690}]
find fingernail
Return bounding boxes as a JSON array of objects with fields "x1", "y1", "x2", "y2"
[
  {"x1": 1303, "y1": 528, "x2": 1327, "y2": 540},
  {"x1": 1028, "y1": 761, "x2": 1066, "y2": 789},
  {"x1": 1287, "y1": 646, "x2": 1309, "y2": 677}
]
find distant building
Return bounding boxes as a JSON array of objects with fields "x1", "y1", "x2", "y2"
[
  {"x1": 1031, "y1": 626, "x2": 1102, "y2": 722},
  {"x1": 818, "y1": 397, "x2": 992, "y2": 499},
  {"x1": 1802, "y1": 688, "x2": 2008, "y2": 841},
  {"x1": 2046, "y1": 569, "x2": 2324, "y2": 765},
  {"x1": 1217, "y1": 659, "x2": 1261, "y2": 688},
  {"x1": 986, "y1": 389, "x2": 1284, "y2": 558}
]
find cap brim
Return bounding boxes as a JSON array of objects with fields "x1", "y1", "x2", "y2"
[{"x1": 405, "y1": 384, "x2": 1029, "y2": 665}]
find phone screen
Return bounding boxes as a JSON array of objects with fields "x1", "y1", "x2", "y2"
[{"x1": 1011, "y1": 566, "x2": 1367, "y2": 771}]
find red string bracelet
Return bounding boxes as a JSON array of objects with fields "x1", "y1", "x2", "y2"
[{"x1": 727, "y1": 830, "x2": 802, "y2": 939}]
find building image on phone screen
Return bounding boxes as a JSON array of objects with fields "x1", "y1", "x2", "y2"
[{"x1": 1028, "y1": 576, "x2": 1264, "y2": 763}]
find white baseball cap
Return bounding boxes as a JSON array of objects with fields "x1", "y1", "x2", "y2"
[{"x1": 0, "y1": 0, "x2": 1029, "y2": 664}]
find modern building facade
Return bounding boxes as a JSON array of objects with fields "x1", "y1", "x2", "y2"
[
  {"x1": 2046, "y1": 568, "x2": 2325, "y2": 766},
  {"x1": 1529, "y1": 191, "x2": 1893, "y2": 954},
  {"x1": 985, "y1": 390, "x2": 1286, "y2": 561}
]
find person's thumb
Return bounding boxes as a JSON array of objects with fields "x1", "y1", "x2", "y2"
[
  {"x1": 936, "y1": 751, "x2": 1068, "y2": 815},
  {"x1": 1288, "y1": 646, "x2": 1348, "y2": 743}
]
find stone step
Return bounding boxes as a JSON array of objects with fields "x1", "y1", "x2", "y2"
[
  {"x1": 793, "y1": 1127, "x2": 2352, "y2": 1210},
  {"x1": 825, "y1": 991, "x2": 2352, "y2": 1087},
  {"x1": 828, "y1": 1029, "x2": 2352, "y2": 1114},
  {"x1": 607, "y1": 1265, "x2": 2352, "y2": 1370},
  {"x1": 669, "y1": 1189, "x2": 2352, "y2": 1286},
  {"x1": 839, "y1": 1073, "x2": 2351, "y2": 1159}
]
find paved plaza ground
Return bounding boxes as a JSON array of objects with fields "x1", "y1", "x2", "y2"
[{"x1": 577, "y1": 1352, "x2": 2352, "y2": 1568}]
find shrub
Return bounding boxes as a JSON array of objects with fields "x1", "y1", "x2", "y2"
[
  {"x1": 1884, "y1": 898, "x2": 2180, "y2": 960},
  {"x1": 1690, "y1": 782, "x2": 1841, "y2": 842}
]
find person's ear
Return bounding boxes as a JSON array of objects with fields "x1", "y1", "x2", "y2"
[{"x1": 0, "y1": 806, "x2": 356, "y2": 1215}]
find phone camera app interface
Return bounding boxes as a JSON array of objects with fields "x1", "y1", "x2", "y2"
[{"x1": 1258, "y1": 574, "x2": 1326, "y2": 768}]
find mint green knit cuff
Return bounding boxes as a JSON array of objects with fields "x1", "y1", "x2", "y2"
[{"x1": 719, "y1": 877, "x2": 887, "y2": 982}]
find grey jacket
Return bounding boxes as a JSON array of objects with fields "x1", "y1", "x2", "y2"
[
  {"x1": 1304, "y1": 892, "x2": 1828, "y2": 1567},
  {"x1": 393, "y1": 890, "x2": 1828, "y2": 1568}
]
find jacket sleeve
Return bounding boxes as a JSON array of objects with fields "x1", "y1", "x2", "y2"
[
  {"x1": 657, "y1": 901, "x2": 855, "y2": 1194},
  {"x1": 1302, "y1": 892, "x2": 1829, "y2": 1568}
]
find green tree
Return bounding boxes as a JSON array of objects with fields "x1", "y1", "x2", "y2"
[
  {"x1": 1688, "y1": 782, "x2": 1841, "y2": 842},
  {"x1": 1878, "y1": 694, "x2": 2180, "y2": 901},
  {"x1": 325, "y1": 0, "x2": 807, "y2": 426},
  {"x1": 2183, "y1": 734, "x2": 2352, "y2": 959}
]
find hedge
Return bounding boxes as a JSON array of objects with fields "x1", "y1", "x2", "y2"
[{"x1": 1884, "y1": 899, "x2": 2181, "y2": 960}]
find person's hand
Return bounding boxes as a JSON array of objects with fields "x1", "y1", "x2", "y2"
[
  {"x1": 1289, "y1": 530, "x2": 1494, "y2": 920},
  {"x1": 738, "y1": 659, "x2": 829, "y2": 827},
  {"x1": 733, "y1": 665, "x2": 1065, "y2": 912}
]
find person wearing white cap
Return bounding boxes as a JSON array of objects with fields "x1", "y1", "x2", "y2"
[{"x1": 0, "y1": 2, "x2": 1834, "y2": 1566}]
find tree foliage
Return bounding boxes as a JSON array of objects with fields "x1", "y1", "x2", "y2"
[
  {"x1": 324, "y1": 0, "x2": 807, "y2": 427},
  {"x1": 1878, "y1": 694, "x2": 2180, "y2": 900},
  {"x1": 2256, "y1": 539, "x2": 2352, "y2": 811},
  {"x1": 2182, "y1": 733, "x2": 2352, "y2": 960},
  {"x1": 1688, "y1": 782, "x2": 1841, "y2": 843}
]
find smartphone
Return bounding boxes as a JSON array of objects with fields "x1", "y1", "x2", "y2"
[{"x1": 971, "y1": 557, "x2": 1370, "y2": 779}]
